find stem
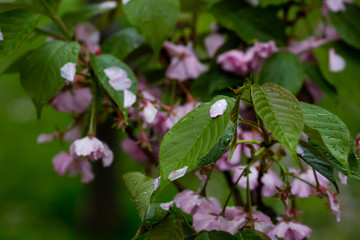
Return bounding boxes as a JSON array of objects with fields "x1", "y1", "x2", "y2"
[
  {"x1": 199, "y1": 163, "x2": 216, "y2": 197},
  {"x1": 246, "y1": 168, "x2": 253, "y2": 220},
  {"x1": 312, "y1": 169, "x2": 320, "y2": 189},
  {"x1": 223, "y1": 171, "x2": 243, "y2": 206},
  {"x1": 88, "y1": 94, "x2": 97, "y2": 136},
  {"x1": 288, "y1": 173, "x2": 317, "y2": 189},
  {"x1": 221, "y1": 147, "x2": 265, "y2": 215},
  {"x1": 34, "y1": 27, "x2": 66, "y2": 40},
  {"x1": 49, "y1": 15, "x2": 72, "y2": 41},
  {"x1": 178, "y1": 81, "x2": 194, "y2": 102},
  {"x1": 236, "y1": 140, "x2": 262, "y2": 145}
]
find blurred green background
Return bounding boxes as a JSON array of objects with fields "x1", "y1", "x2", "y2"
[{"x1": 1, "y1": 0, "x2": 360, "y2": 239}]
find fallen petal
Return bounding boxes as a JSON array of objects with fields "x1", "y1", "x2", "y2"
[
  {"x1": 60, "y1": 62, "x2": 76, "y2": 82},
  {"x1": 124, "y1": 89, "x2": 137, "y2": 108},
  {"x1": 160, "y1": 201, "x2": 174, "y2": 211},
  {"x1": 168, "y1": 166, "x2": 188, "y2": 181},
  {"x1": 210, "y1": 99, "x2": 228, "y2": 118},
  {"x1": 329, "y1": 48, "x2": 346, "y2": 72}
]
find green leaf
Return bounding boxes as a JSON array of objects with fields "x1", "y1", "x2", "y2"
[
  {"x1": 20, "y1": 41, "x2": 80, "y2": 117},
  {"x1": 62, "y1": 2, "x2": 117, "y2": 27},
  {"x1": 0, "y1": 9, "x2": 40, "y2": 64},
  {"x1": 196, "y1": 122, "x2": 235, "y2": 168},
  {"x1": 313, "y1": 41, "x2": 360, "y2": 109},
  {"x1": 90, "y1": 54, "x2": 138, "y2": 121},
  {"x1": 102, "y1": 28, "x2": 144, "y2": 60},
  {"x1": 123, "y1": 0, "x2": 180, "y2": 55},
  {"x1": 300, "y1": 102, "x2": 350, "y2": 169},
  {"x1": 259, "y1": 51, "x2": 306, "y2": 94},
  {"x1": 195, "y1": 231, "x2": 239, "y2": 240},
  {"x1": 330, "y1": 4, "x2": 360, "y2": 49},
  {"x1": 251, "y1": 83, "x2": 303, "y2": 162},
  {"x1": 191, "y1": 66, "x2": 244, "y2": 102},
  {"x1": 299, "y1": 141, "x2": 339, "y2": 192},
  {"x1": 209, "y1": 1, "x2": 285, "y2": 46},
  {"x1": 123, "y1": 172, "x2": 156, "y2": 221},
  {"x1": 0, "y1": 0, "x2": 61, "y2": 14},
  {"x1": 146, "y1": 217, "x2": 184, "y2": 240},
  {"x1": 158, "y1": 96, "x2": 235, "y2": 192},
  {"x1": 258, "y1": 0, "x2": 290, "y2": 7},
  {"x1": 238, "y1": 229, "x2": 270, "y2": 240},
  {"x1": 143, "y1": 203, "x2": 167, "y2": 226}
]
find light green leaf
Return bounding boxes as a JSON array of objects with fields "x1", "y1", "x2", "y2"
[
  {"x1": 146, "y1": 217, "x2": 183, "y2": 240},
  {"x1": 0, "y1": 9, "x2": 40, "y2": 64},
  {"x1": 330, "y1": 4, "x2": 360, "y2": 49},
  {"x1": 313, "y1": 41, "x2": 360, "y2": 109},
  {"x1": 259, "y1": 51, "x2": 305, "y2": 94},
  {"x1": 102, "y1": 28, "x2": 144, "y2": 60},
  {"x1": 90, "y1": 54, "x2": 138, "y2": 121},
  {"x1": 123, "y1": 172, "x2": 156, "y2": 221},
  {"x1": 300, "y1": 102, "x2": 350, "y2": 169},
  {"x1": 123, "y1": 0, "x2": 180, "y2": 55},
  {"x1": 143, "y1": 203, "x2": 167, "y2": 226},
  {"x1": 158, "y1": 96, "x2": 235, "y2": 192},
  {"x1": 20, "y1": 41, "x2": 80, "y2": 117},
  {"x1": 209, "y1": 1, "x2": 285, "y2": 46},
  {"x1": 258, "y1": 0, "x2": 290, "y2": 7},
  {"x1": 299, "y1": 141, "x2": 339, "y2": 192},
  {"x1": 251, "y1": 83, "x2": 303, "y2": 162},
  {"x1": 0, "y1": 0, "x2": 61, "y2": 14}
]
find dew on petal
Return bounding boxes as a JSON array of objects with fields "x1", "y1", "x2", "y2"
[{"x1": 210, "y1": 99, "x2": 228, "y2": 118}]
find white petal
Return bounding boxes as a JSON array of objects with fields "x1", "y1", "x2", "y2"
[
  {"x1": 124, "y1": 89, "x2": 136, "y2": 108},
  {"x1": 144, "y1": 103, "x2": 158, "y2": 123},
  {"x1": 296, "y1": 145, "x2": 304, "y2": 157},
  {"x1": 329, "y1": 48, "x2": 346, "y2": 72},
  {"x1": 60, "y1": 62, "x2": 76, "y2": 81},
  {"x1": 168, "y1": 166, "x2": 188, "y2": 181},
  {"x1": 0, "y1": 29, "x2": 3, "y2": 41},
  {"x1": 154, "y1": 177, "x2": 161, "y2": 191},
  {"x1": 122, "y1": 0, "x2": 131, "y2": 5},
  {"x1": 99, "y1": 1, "x2": 117, "y2": 9},
  {"x1": 104, "y1": 67, "x2": 132, "y2": 91},
  {"x1": 210, "y1": 99, "x2": 228, "y2": 118},
  {"x1": 160, "y1": 201, "x2": 174, "y2": 211},
  {"x1": 338, "y1": 172, "x2": 347, "y2": 185}
]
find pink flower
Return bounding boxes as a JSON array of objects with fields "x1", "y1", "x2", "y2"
[
  {"x1": 163, "y1": 41, "x2": 208, "y2": 81},
  {"x1": 75, "y1": 23, "x2": 101, "y2": 54},
  {"x1": 217, "y1": 50, "x2": 250, "y2": 75},
  {"x1": 204, "y1": 33, "x2": 225, "y2": 58},
  {"x1": 271, "y1": 221, "x2": 312, "y2": 240},
  {"x1": 37, "y1": 132, "x2": 60, "y2": 144},
  {"x1": 338, "y1": 172, "x2": 347, "y2": 185},
  {"x1": 324, "y1": 0, "x2": 353, "y2": 13},
  {"x1": 174, "y1": 190, "x2": 221, "y2": 215},
  {"x1": 210, "y1": 99, "x2": 228, "y2": 118},
  {"x1": 290, "y1": 168, "x2": 329, "y2": 198},
  {"x1": 160, "y1": 201, "x2": 174, "y2": 211},
  {"x1": 70, "y1": 136, "x2": 113, "y2": 167},
  {"x1": 63, "y1": 125, "x2": 81, "y2": 142},
  {"x1": 143, "y1": 102, "x2": 158, "y2": 123},
  {"x1": 216, "y1": 143, "x2": 242, "y2": 171},
  {"x1": 327, "y1": 191, "x2": 341, "y2": 222},
  {"x1": 52, "y1": 152, "x2": 94, "y2": 183},
  {"x1": 104, "y1": 67, "x2": 132, "y2": 91},
  {"x1": 60, "y1": 62, "x2": 76, "y2": 82},
  {"x1": 245, "y1": 41, "x2": 278, "y2": 72},
  {"x1": 329, "y1": 48, "x2": 346, "y2": 72},
  {"x1": 233, "y1": 166, "x2": 282, "y2": 197},
  {"x1": 168, "y1": 166, "x2": 188, "y2": 181},
  {"x1": 51, "y1": 88, "x2": 93, "y2": 113},
  {"x1": 124, "y1": 89, "x2": 136, "y2": 108},
  {"x1": 121, "y1": 138, "x2": 149, "y2": 164}
]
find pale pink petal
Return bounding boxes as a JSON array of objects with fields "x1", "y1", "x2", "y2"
[
  {"x1": 51, "y1": 88, "x2": 93, "y2": 113},
  {"x1": 63, "y1": 125, "x2": 81, "y2": 142},
  {"x1": 0, "y1": 29, "x2": 3, "y2": 41},
  {"x1": 143, "y1": 102, "x2": 158, "y2": 123},
  {"x1": 338, "y1": 172, "x2": 347, "y2": 185},
  {"x1": 300, "y1": 132, "x2": 308, "y2": 142},
  {"x1": 327, "y1": 191, "x2": 341, "y2": 222},
  {"x1": 37, "y1": 133, "x2": 58, "y2": 144},
  {"x1": 52, "y1": 152, "x2": 74, "y2": 176},
  {"x1": 272, "y1": 221, "x2": 312, "y2": 240},
  {"x1": 75, "y1": 23, "x2": 100, "y2": 44},
  {"x1": 168, "y1": 166, "x2": 188, "y2": 181},
  {"x1": 160, "y1": 201, "x2": 174, "y2": 211},
  {"x1": 163, "y1": 41, "x2": 189, "y2": 56},
  {"x1": 154, "y1": 177, "x2": 161, "y2": 191},
  {"x1": 205, "y1": 33, "x2": 226, "y2": 58},
  {"x1": 104, "y1": 67, "x2": 132, "y2": 91},
  {"x1": 325, "y1": 0, "x2": 347, "y2": 12},
  {"x1": 124, "y1": 89, "x2": 136, "y2": 108},
  {"x1": 210, "y1": 99, "x2": 228, "y2": 118},
  {"x1": 261, "y1": 169, "x2": 282, "y2": 197},
  {"x1": 102, "y1": 143, "x2": 113, "y2": 167},
  {"x1": 296, "y1": 145, "x2": 304, "y2": 157},
  {"x1": 79, "y1": 160, "x2": 95, "y2": 183},
  {"x1": 70, "y1": 136, "x2": 105, "y2": 161},
  {"x1": 99, "y1": 1, "x2": 117, "y2": 9},
  {"x1": 329, "y1": 48, "x2": 346, "y2": 72},
  {"x1": 121, "y1": 138, "x2": 148, "y2": 164},
  {"x1": 165, "y1": 102, "x2": 200, "y2": 129},
  {"x1": 217, "y1": 50, "x2": 249, "y2": 75},
  {"x1": 233, "y1": 165, "x2": 259, "y2": 190},
  {"x1": 60, "y1": 62, "x2": 76, "y2": 82}
]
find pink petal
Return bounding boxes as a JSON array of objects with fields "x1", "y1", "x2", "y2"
[
  {"x1": 121, "y1": 138, "x2": 149, "y2": 164},
  {"x1": 296, "y1": 145, "x2": 304, "y2": 157},
  {"x1": 261, "y1": 169, "x2": 282, "y2": 197},
  {"x1": 163, "y1": 41, "x2": 188, "y2": 56},
  {"x1": 70, "y1": 136, "x2": 105, "y2": 160},
  {"x1": 99, "y1": 1, "x2": 117, "y2": 9},
  {"x1": 168, "y1": 166, "x2": 188, "y2": 181},
  {"x1": 122, "y1": 0, "x2": 131, "y2": 5},
  {"x1": 325, "y1": 0, "x2": 347, "y2": 12},
  {"x1": 160, "y1": 201, "x2": 174, "y2": 211},
  {"x1": 104, "y1": 67, "x2": 132, "y2": 91},
  {"x1": 37, "y1": 133, "x2": 58, "y2": 144},
  {"x1": 153, "y1": 177, "x2": 161, "y2": 191},
  {"x1": 78, "y1": 160, "x2": 95, "y2": 183},
  {"x1": 102, "y1": 143, "x2": 113, "y2": 167},
  {"x1": 205, "y1": 33, "x2": 226, "y2": 58},
  {"x1": 51, "y1": 88, "x2": 93, "y2": 113},
  {"x1": 124, "y1": 89, "x2": 136, "y2": 108},
  {"x1": 63, "y1": 125, "x2": 81, "y2": 142},
  {"x1": 60, "y1": 62, "x2": 76, "y2": 82},
  {"x1": 327, "y1": 191, "x2": 341, "y2": 222},
  {"x1": 233, "y1": 165, "x2": 259, "y2": 190},
  {"x1": 210, "y1": 99, "x2": 228, "y2": 118},
  {"x1": 143, "y1": 102, "x2": 158, "y2": 123},
  {"x1": 75, "y1": 23, "x2": 100, "y2": 44},
  {"x1": 329, "y1": 48, "x2": 346, "y2": 72},
  {"x1": 217, "y1": 50, "x2": 249, "y2": 75},
  {"x1": 52, "y1": 152, "x2": 74, "y2": 176},
  {"x1": 338, "y1": 172, "x2": 347, "y2": 185},
  {"x1": 0, "y1": 29, "x2": 3, "y2": 41}
]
